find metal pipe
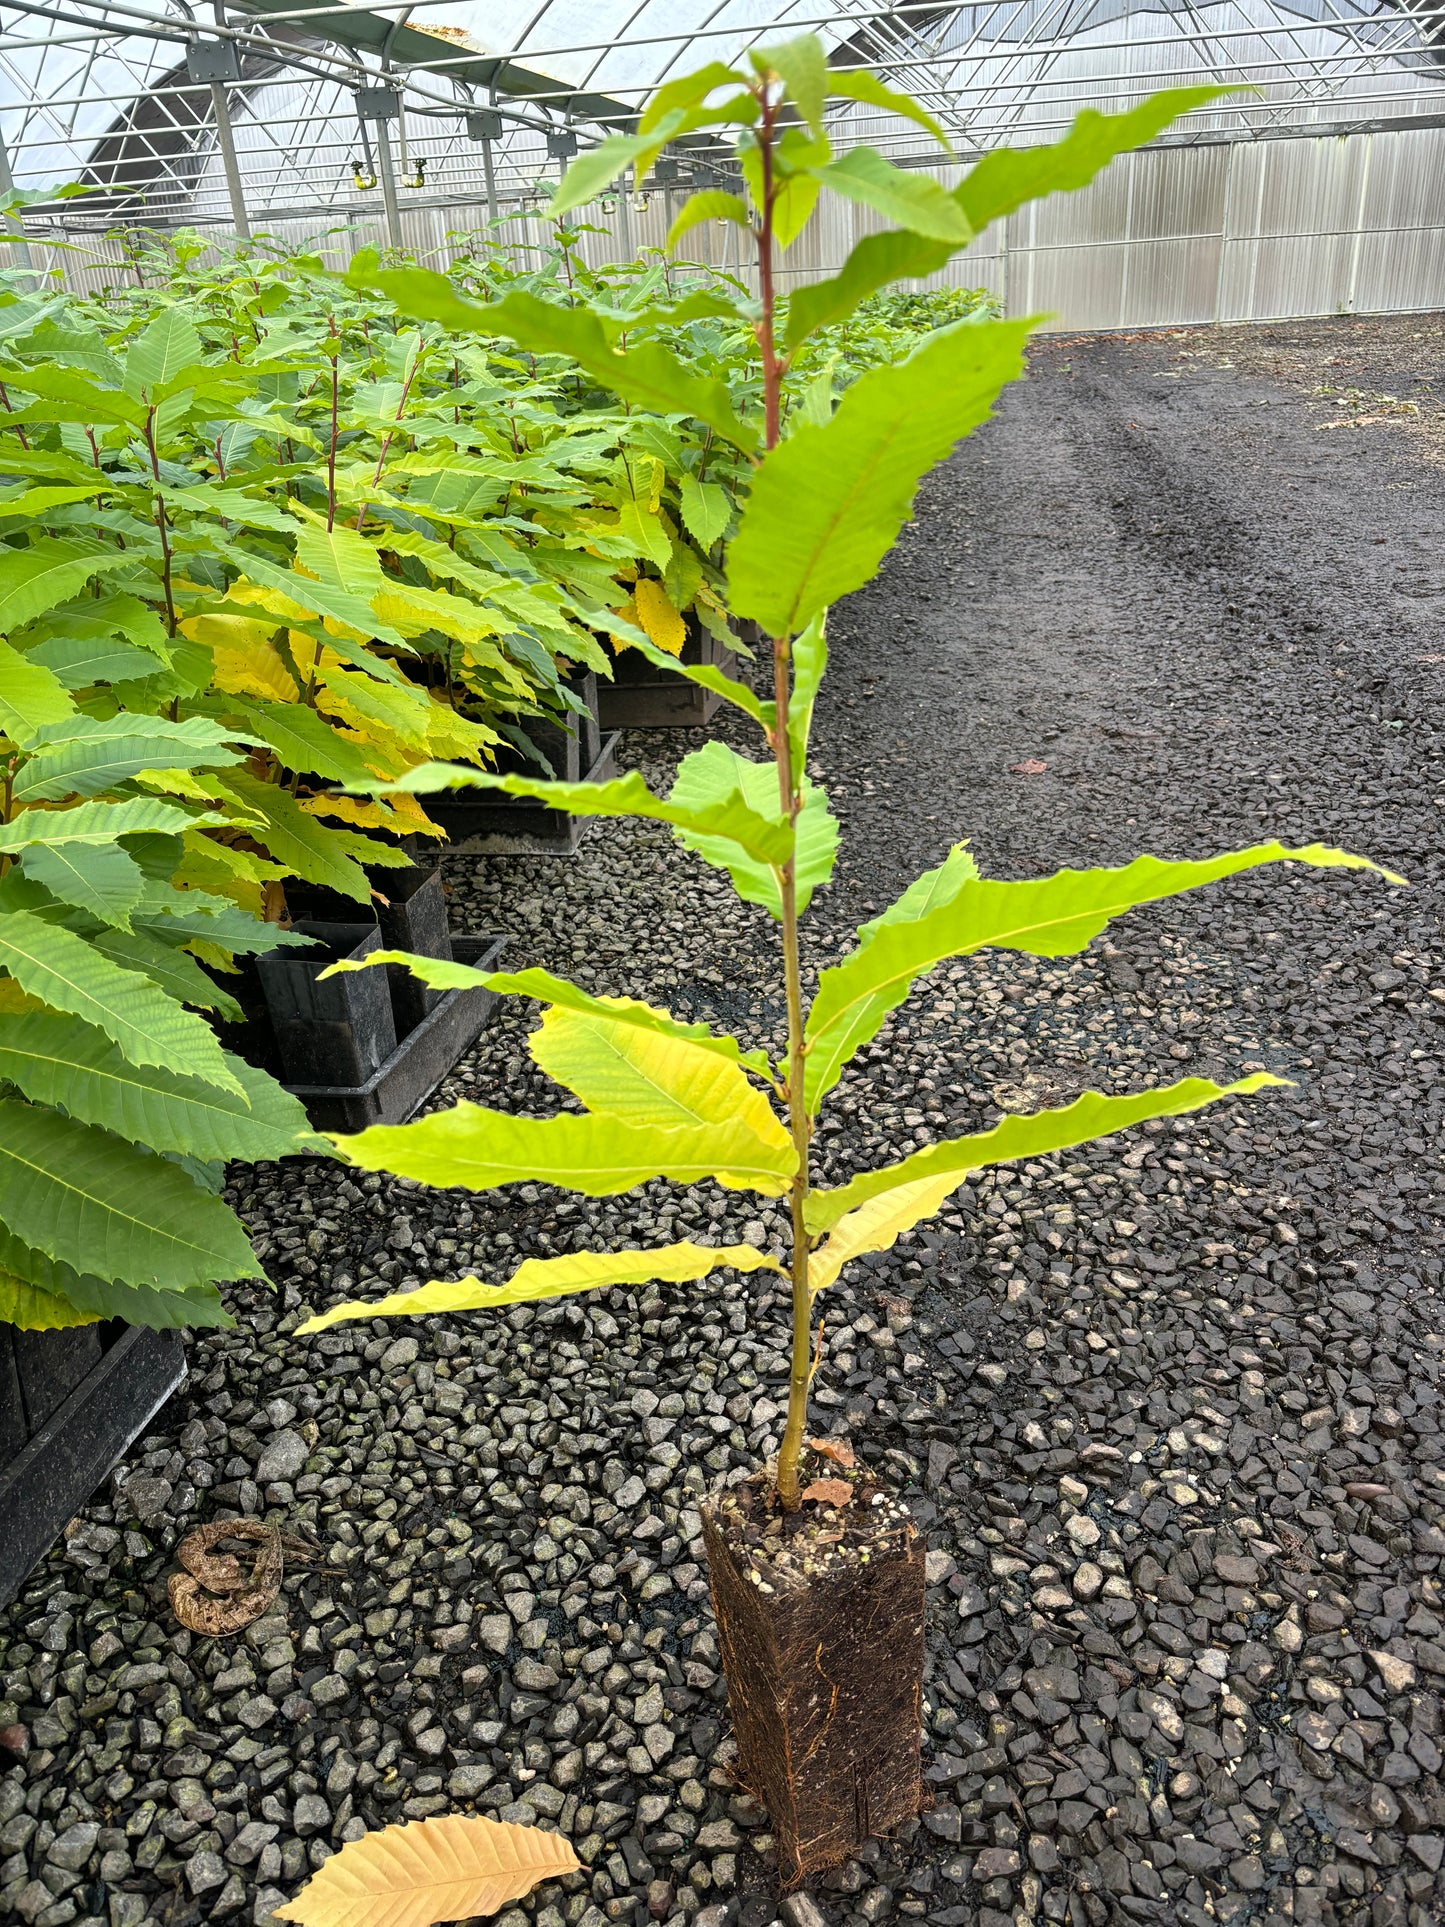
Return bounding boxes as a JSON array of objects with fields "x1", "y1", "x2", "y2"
[
  {"x1": 209, "y1": 80, "x2": 251, "y2": 237},
  {"x1": 480, "y1": 133, "x2": 498, "y2": 226},
  {"x1": 374, "y1": 114, "x2": 403, "y2": 250}
]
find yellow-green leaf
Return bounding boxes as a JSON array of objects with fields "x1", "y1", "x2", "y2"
[
  {"x1": 333, "y1": 1106, "x2": 796, "y2": 1198},
  {"x1": 320, "y1": 952, "x2": 774, "y2": 1079},
  {"x1": 298, "y1": 1241, "x2": 782, "y2": 1334},
  {"x1": 806, "y1": 1073, "x2": 1286, "y2": 1243},
  {"x1": 0, "y1": 1269, "x2": 101, "y2": 1329},
  {"x1": 528, "y1": 1009, "x2": 791, "y2": 1188},
  {"x1": 805, "y1": 841, "x2": 1403, "y2": 1110}
]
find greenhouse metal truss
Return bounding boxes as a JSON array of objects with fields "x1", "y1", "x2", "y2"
[{"x1": 3, "y1": 0, "x2": 1445, "y2": 243}]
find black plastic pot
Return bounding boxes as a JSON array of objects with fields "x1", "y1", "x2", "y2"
[
  {"x1": 599, "y1": 621, "x2": 738, "y2": 729},
  {"x1": 256, "y1": 921, "x2": 397, "y2": 1089},
  {"x1": 497, "y1": 668, "x2": 601, "y2": 785},
  {"x1": 424, "y1": 732, "x2": 619, "y2": 857},
  {"x1": 278, "y1": 932, "x2": 508, "y2": 1132},
  {"x1": 285, "y1": 863, "x2": 452, "y2": 1037},
  {"x1": 0, "y1": 1322, "x2": 186, "y2": 1607}
]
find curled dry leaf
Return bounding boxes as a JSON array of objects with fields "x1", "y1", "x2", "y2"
[
  {"x1": 807, "y1": 1436, "x2": 856, "y2": 1469},
  {"x1": 273, "y1": 1815, "x2": 581, "y2": 1927},
  {"x1": 167, "y1": 1520, "x2": 284, "y2": 1635},
  {"x1": 1009, "y1": 758, "x2": 1048, "y2": 775},
  {"x1": 800, "y1": 1478, "x2": 854, "y2": 1507}
]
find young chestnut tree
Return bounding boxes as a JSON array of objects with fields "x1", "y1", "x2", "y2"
[{"x1": 300, "y1": 43, "x2": 1399, "y2": 1508}]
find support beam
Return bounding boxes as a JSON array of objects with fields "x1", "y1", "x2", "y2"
[
  {"x1": 374, "y1": 115, "x2": 403, "y2": 251},
  {"x1": 209, "y1": 81, "x2": 251, "y2": 238}
]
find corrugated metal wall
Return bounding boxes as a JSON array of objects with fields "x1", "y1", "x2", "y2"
[{"x1": 29, "y1": 121, "x2": 1445, "y2": 329}]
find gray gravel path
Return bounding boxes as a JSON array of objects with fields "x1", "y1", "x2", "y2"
[{"x1": 3, "y1": 316, "x2": 1444, "y2": 1927}]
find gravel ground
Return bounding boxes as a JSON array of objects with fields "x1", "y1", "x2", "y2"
[{"x1": 3, "y1": 314, "x2": 1445, "y2": 1927}]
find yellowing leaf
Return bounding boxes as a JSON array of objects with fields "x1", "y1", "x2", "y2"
[
  {"x1": 806, "y1": 1074, "x2": 1285, "y2": 1242},
  {"x1": 300, "y1": 796, "x2": 411, "y2": 832},
  {"x1": 528, "y1": 1008, "x2": 790, "y2": 1187},
  {"x1": 0, "y1": 977, "x2": 45, "y2": 1015},
  {"x1": 272, "y1": 1814, "x2": 579, "y2": 1927},
  {"x1": 184, "y1": 614, "x2": 298, "y2": 702},
  {"x1": 334, "y1": 1104, "x2": 796, "y2": 1198},
  {"x1": 0, "y1": 1269, "x2": 100, "y2": 1330},
  {"x1": 298, "y1": 1241, "x2": 782, "y2": 1333},
  {"x1": 633, "y1": 577, "x2": 686, "y2": 656}
]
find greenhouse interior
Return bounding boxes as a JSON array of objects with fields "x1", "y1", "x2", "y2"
[{"x1": 1, "y1": 2, "x2": 1444, "y2": 1927}]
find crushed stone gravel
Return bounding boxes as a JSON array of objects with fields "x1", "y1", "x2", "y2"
[{"x1": 2, "y1": 316, "x2": 1445, "y2": 1927}]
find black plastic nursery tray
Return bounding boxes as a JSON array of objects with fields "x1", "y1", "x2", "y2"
[
  {"x1": 283, "y1": 933, "x2": 508, "y2": 1133},
  {"x1": 599, "y1": 629, "x2": 738, "y2": 730},
  {"x1": 424, "y1": 734, "x2": 619, "y2": 856},
  {"x1": 0, "y1": 1323, "x2": 186, "y2": 1608}
]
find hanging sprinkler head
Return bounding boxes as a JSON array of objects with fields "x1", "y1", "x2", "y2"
[{"x1": 350, "y1": 157, "x2": 377, "y2": 191}]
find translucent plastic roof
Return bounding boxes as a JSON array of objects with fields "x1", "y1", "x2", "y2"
[{"x1": 2, "y1": 0, "x2": 1444, "y2": 227}]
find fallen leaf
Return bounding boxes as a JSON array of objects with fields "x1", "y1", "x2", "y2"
[
  {"x1": 801, "y1": 1479, "x2": 854, "y2": 1507},
  {"x1": 808, "y1": 1436, "x2": 856, "y2": 1468},
  {"x1": 1009, "y1": 759, "x2": 1048, "y2": 775},
  {"x1": 168, "y1": 1520, "x2": 284, "y2": 1635},
  {"x1": 273, "y1": 1815, "x2": 580, "y2": 1927}
]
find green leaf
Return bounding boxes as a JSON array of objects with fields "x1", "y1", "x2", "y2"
[
  {"x1": 806, "y1": 1074, "x2": 1284, "y2": 1250},
  {"x1": 957, "y1": 87, "x2": 1227, "y2": 233},
  {"x1": 322, "y1": 952, "x2": 773, "y2": 1078},
  {"x1": 27, "y1": 635, "x2": 159, "y2": 688},
  {"x1": 86, "y1": 926, "x2": 244, "y2": 1020},
  {"x1": 811, "y1": 147, "x2": 970, "y2": 242},
  {"x1": 231, "y1": 698, "x2": 380, "y2": 786},
  {"x1": 0, "y1": 1220, "x2": 231, "y2": 1328},
  {"x1": 0, "y1": 1220, "x2": 229, "y2": 1329},
  {"x1": 826, "y1": 70, "x2": 953, "y2": 153},
  {"x1": 639, "y1": 63, "x2": 750, "y2": 136},
  {"x1": 123, "y1": 306, "x2": 204, "y2": 397},
  {"x1": 667, "y1": 191, "x2": 751, "y2": 253},
  {"x1": 219, "y1": 769, "x2": 372, "y2": 901},
  {"x1": 804, "y1": 840, "x2": 1404, "y2": 1111},
  {"x1": 214, "y1": 541, "x2": 406, "y2": 650},
  {"x1": 528, "y1": 1006, "x2": 791, "y2": 1156},
  {"x1": 0, "y1": 1012, "x2": 328, "y2": 1162},
  {"x1": 787, "y1": 612, "x2": 827, "y2": 773},
  {"x1": 0, "y1": 637, "x2": 76, "y2": 742},
  {"x1": 350, "y1": 271, "x2": 759, "y2": 454},
  {"x1": 0, "y1": 797, "x2": 212, "y2": 851},
  {"x1": 355, "y1": 761, "x2": 795, "y2": 870},
  {"x1": 0, "y1": 537, "x2": 141, "y2": 634},
  {"x1": 292, "y1": 520, "x2": 384, "y2": 600},
  {"x1": 754, "y1": 32, "x2": 828, "y2": 136},
  {"x1": 24, "y1": 842, "x2": 147, "y2": 929},
  {"x1": 772, "y1": 172, "x2": 821, "y2": 250},
  {"x1": 668, "y1": 741, "x2": 837, "y2": 917},
  {"x1": 297, "y1": 1240, "x2": 781, "y2": 1334},
  {"x1": 677, "y1": 474, "x2": 731, "y2": 549},
  {"x1": 0, "y1": 360, "x2": 144, "y2": 426},
  {"x1": 550, "y1": 117, "x2": 686, "y2": 217},
  {"x1": 783, "y1": 229, "x2": 954, "y2": 351},
  {"x1": 333, "y1": 1105, "x2": 796, "y2": 1199},
  {"x1": 729, "y1": 318, "x2": 1032, "y2": 639},
  {"x1": 783, "y1": 89, "x2": 1226, "y2": 350},
  {"x1": 0, "y1": 1096, "x2": 263, "y2": 1290},
  {"x1": 0, "y1": 909, "x2": 244, "y2": 1093}
]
